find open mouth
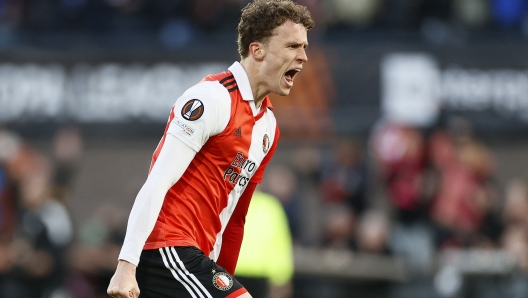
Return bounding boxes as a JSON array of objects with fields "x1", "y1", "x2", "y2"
[{"x1": 284, "y1": 69, "x2": 301, "y2": 84}]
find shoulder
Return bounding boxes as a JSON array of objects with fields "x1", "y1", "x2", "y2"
[
  {"x1": 178, "y1": 81, "x2": 231, "y2": 112},
  {"x1": 183, "y1": 80, "x2": 229, "y2": 100},
  {"x1": 171, "y1": 80, "x2": 232, "y2": 136},
  {"x1": 202, "y1": 71, "x2": 234, "y2": 84}
]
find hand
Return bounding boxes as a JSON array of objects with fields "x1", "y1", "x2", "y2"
[{"x1": 107, "y1": 260, "x2": 140, "y2": 298}]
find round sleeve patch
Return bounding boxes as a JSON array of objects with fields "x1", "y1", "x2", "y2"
[
  {"x1": 212, "y1": 272, "x2": 233, "y2": 291},
  {"x1": 181, "y1": 99, "x2": 204, "y2": 121}
]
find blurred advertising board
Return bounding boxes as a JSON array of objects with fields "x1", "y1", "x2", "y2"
[
  {"x1": 2, "y1": 41, "x2": 528, "y2": 138},
  {"x1": 0, "y1": 62, "x2": 228, "y2": 122},
  {"x1": 381, "y1": 52, "x2": 528, "y2": 129}
]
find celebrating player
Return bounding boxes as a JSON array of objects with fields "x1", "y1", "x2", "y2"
[{"x1": 107, "y1": 0, "x2": 313, "y2": 297}]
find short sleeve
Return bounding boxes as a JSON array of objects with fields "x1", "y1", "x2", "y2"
[{"x1": 167, "y1": 81, "x2": 231, "y2": 152}]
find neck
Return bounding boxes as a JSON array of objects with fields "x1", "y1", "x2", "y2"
[{"x1": 240, "y1": 58, "x2": 268, "y2": 108}]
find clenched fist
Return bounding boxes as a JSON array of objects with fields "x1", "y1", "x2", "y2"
[{"x1": 107, "y1": 260, "x2": 140, "y2": 298}]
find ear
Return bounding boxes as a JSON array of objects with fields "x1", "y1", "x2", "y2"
[{"x1": 249, "y1": 41, "x2": 265, "y2": 61}]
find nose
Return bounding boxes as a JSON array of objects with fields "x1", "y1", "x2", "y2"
[{"x1": 297, "y1": 48, "x2": 308, "y2": 63}]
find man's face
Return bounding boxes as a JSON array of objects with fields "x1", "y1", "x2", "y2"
[{"x1": 261, "y1": 20, "x2": 308, "y2": 96}]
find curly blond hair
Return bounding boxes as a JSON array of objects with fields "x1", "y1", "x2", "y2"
[{"x1": 237, "y1": 0, "x2": 314, "y2": 58}]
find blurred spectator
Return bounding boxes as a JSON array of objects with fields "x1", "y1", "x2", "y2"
[
  {"x1": 0, "y1": 128, "x2": 19, "y2": 244},
  {"x1": 429, "y1": 125, "x2": 501, "y2": 249},
  {"x1": 296, "y1": 0, "x2": 325, "y2": 31},
  {"x1": 356, "y1": 209, "x2": 391, "y2": 255},
  {"x1": 371, "y1": 121, "x2": 437, "y2": 275},
  {"x1": 371, "y1": 121, "x2": 429, "y2": 224},
  {"x1": 105, "y1": 0, "x2": 145, "y2": 14},
  {"x1": 158, "y1": 18, "x2": 195, "y2": 49},
  {"x1": 319, "y1": 137, "x2": 368, "y2": 216},
  {"x1": 420, "y1": 0, "x2": 452, "y2": 22},
  {"x1": 0, "y1": 129, "x2": 20, "y2": 286},
  {"x1": 322, "y1": 0, "x2": 383, "y2": 29},
  {"x1": 260, "y1": 164, "x2": 302, "y2": 243},
  {"x1": 321, "y1": 204, "x2": 356, "y2": 250},
  {"x1": 291, "y1": 146, "x2": 325, "y2": 246},
  {"x1": 0, "y1": 0, "x2": 528, "y2": 46},
  {"x1": 0, "y1": 152, "x2": 73, "y2": 298},
  {"x1": 68, "y1": 203, "x2": 127, "y2": 298},
  {"x1": 51, "y1": 125, "x2": 84, "y2": 204},
  {"x1": 453, "y1": 0, "x2": 490, "y2": 29},
  {"x1": 0, "y1": 163, "x2": 15, "y2": 248},
  {"x1": 502, "y1": 224, "x2": 528, "y2": 272},
  {"x1": 0, "y1": 128, "x2": 30, "y2": 181},
  {"x1": 380, "y1": 0, "x2": 423, "y2": 29},
  {"x1": 503, "y1": 177, "x2": 528, "y2": 228},
  {"x1": 191, "y1": 0, "x2": 251, "y2": 32},
  {"x1": 306, "y1": 198, "x2": 380, "y2": 255},
  {"x1": 235, "y1": 191, "x2": 294, "y2": 298},
  {"x1": 502, "y1": 177, "x2": 528, "y2": 274},
  {"x1": 0, "y1": 0, "x2": 25, "y2": 28},
  {"x1": 191, "y1": 0, "x2": 224, "y2": 31}
]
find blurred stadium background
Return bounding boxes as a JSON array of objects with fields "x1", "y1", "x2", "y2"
[{"x1": 2, "y1": 0, "x2": 528, "y2": 297}]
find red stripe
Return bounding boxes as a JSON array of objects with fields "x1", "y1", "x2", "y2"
[
  {"x1": 225, "y1": 287, "x2": 248, "y2": 298},
  {"x1": 254, "y1": 109, "x2": 265, "y2": 121},
  {"x1": 254, "y1": 96, "x2": 272, "y2": 121}
]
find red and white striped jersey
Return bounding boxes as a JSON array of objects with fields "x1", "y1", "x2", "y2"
[{"x1": 143, "y1": 62, "x2": 280, "y2": 262}]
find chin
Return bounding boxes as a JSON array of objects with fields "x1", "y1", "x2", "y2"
[{"x1": 277, "y1": 88, "x2": 292, "y2": 96}]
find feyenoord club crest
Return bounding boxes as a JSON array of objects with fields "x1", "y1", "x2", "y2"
[
  {"x1": 212, "y1": 272, "x2": 233, "y2": 291},
  {"x1": 181, "y1": 99, "x2": 204, "y2": 121},
  {"x1": 262, "y1": 134, "x2": 270, "y2": 153}
]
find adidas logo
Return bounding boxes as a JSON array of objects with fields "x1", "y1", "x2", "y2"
[{"x1": 233, "y1": 127, "x2": 242, "y2": 139}]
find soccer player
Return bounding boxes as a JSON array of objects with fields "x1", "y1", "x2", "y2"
[{"x1": 107, "y1": 1, "x2": 314, "y2": 297}]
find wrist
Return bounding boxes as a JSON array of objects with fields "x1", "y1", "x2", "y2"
[{"x1": 116, "y1": 259, "x2": 137, "y2": 273}]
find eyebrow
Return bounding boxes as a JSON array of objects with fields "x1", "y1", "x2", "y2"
[{"x1": 289, "y1": 42, "x2": 309, "y2": 48}]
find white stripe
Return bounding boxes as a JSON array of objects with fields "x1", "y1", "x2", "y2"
[
  {"x1": 164, "y1": 247, "x2": 207, "y2": 298},
  {"x1": 191, "y1": 100, "x2": 202, "y2": 111},
  {"x1": 185, "y1": 100, "x2": 202, "y2": 118},
  {"x1": 159, "y1": 248, "x2": 199, "y2": 298},
  {"x1": 210, "y1": 110, "x2": 277, "y2": 261},
  {"x1": 170, "y1": 247, "x2": 214, "y2": 298}
]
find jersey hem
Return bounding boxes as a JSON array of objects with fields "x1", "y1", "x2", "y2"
[{"x1": 143, "y1": 239, "x2": 200, "y2": 251}]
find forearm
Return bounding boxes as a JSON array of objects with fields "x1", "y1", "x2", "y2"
[{"x1": 118, "y1": 176, "x2": 172, "y2": 265}]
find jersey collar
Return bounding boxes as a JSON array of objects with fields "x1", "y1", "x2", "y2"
[
  {"x1": 228, "y1": 62, "x2": 254, "y2": 102},
  {"x1": 228, "y1": 61, "x2": 274, "y2": 111}
]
